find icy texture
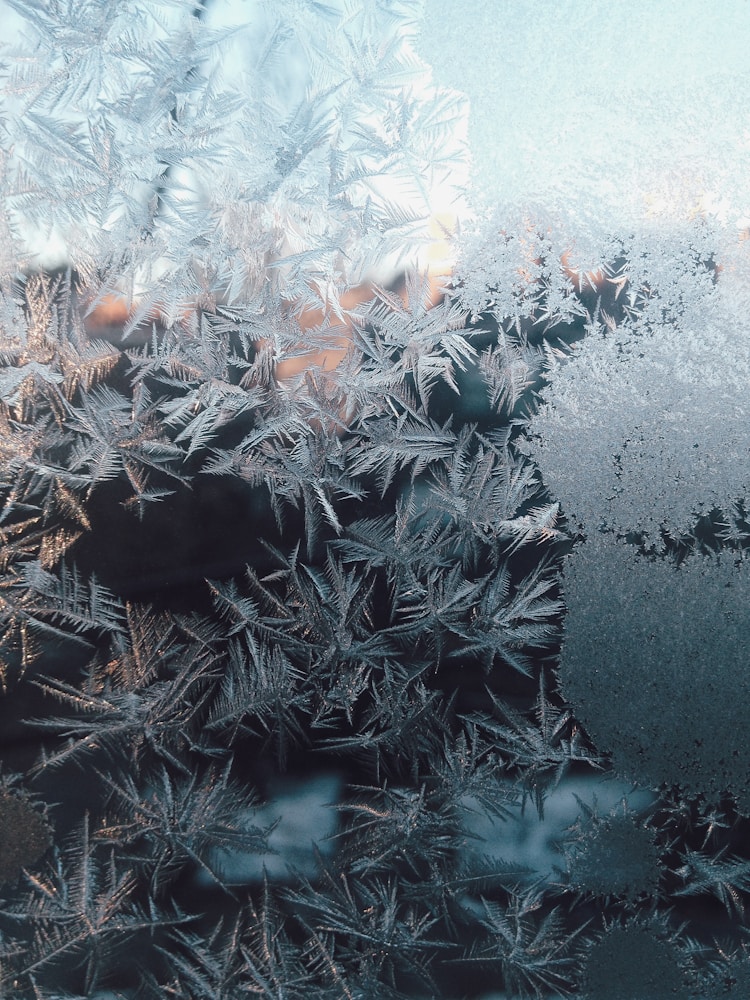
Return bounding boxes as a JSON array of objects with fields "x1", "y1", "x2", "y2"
[
  {"x1": 561, "y1": 797, "x2": 662, "y2": 903},
  {"x1": 522, "y1": 240, "x2": 750, "y2": 539},
  {"x1": 419, "y1": 0, "x2": 750, "y2": 233},
  {"x1": 4, "y1": 1, "x2": 750, "y2": 996},
  {"x1": 580, "y1": 922, "x2": 688, "y2": 1000},
  {"x1": 2, "y1": 0, "x2": 466, "y2": 305},
  {"x1": 559, "y1": 533, "x2": 750, "y2": 810}
]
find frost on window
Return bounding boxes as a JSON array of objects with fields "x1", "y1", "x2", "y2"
[
  {"x1": 520, "y1": 256, "x2": 750, "y2": 540},
  {"x1": 559, "y1": 534, "x2": 750, "y2": 808},
  {"x1": 3, "y1": 0, "x2": 466, "y2": 318},
  {"x1": 422, "y1": 1, "x2": 750, "y2": 995},
  {"x1": 3, "y1": 0, "x2": 750, "y2": 997}
]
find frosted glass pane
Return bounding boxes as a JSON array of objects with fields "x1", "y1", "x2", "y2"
[
  {"x1": 418, "y1": 0, "x2": 750, "y2": 232},
  {"x1": 2, "y1": 3, "x2": 750, "y2": 997}
]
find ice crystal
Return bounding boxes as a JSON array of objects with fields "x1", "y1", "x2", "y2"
[{"x1": 3, "y1": 0, "x2": 750, "y2": 996}]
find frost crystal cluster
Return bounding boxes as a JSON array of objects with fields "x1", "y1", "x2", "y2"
[
  {"x1": 523, "y1": 234, "x2": 750, "y2": 540},
  {"x1": 3, "y1": 0, "x2": 463, "y2": 309},
  {"x1": 2, "y1": 0, "x2": 750, "y2": 997}
]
